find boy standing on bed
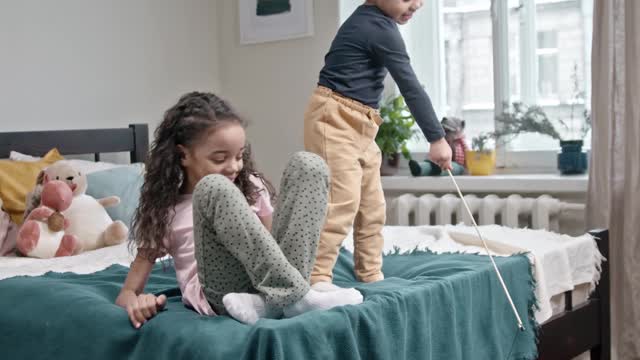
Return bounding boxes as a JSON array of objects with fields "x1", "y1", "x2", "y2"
[{"x1": 304, "y1": 0, "x2": 452, "y2": 289}]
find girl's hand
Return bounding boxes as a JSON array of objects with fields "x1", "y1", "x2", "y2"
[
  {"x1": 116, "y1": 290, "x2": 167, "y2": 329},
  {"x1": 429, "y1": 137, "x2": 453, "y2": 171},
  {"x1": 259, "y1": 214, "x2": 272, "y2": 232},
  {"x1": 116, "y1": 253, "x2": 160, "y2": 328}
]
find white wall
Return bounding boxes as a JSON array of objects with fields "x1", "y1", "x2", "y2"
[
  {"x1": 0, "y1": 0, "x2": 221, "y2": 134},
  {"x1": 340, "y1": 0, "x2": 361, "y2": 22},
  {"x1": 1, "y1": 0, "x2": 344, "y2": 183},
  {"x1": 216, "y1": 0, "x2": 340, "y2": 185}
]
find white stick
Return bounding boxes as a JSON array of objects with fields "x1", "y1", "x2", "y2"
[{"x1": 446, "y1": 169, "x2": 525, "y2": 330}]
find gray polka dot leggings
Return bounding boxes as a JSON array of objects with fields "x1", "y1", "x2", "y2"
[{"x1": 192, "y1": 152, "x2": 329, "y2": 314}]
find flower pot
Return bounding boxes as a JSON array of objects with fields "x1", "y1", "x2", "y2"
[
  {"x1": 557, "y1": 140, "x2": 588, "y2": 175},
  {"x1": 386, "y1": 153, "x2": 400, "y2": 167},
  {"x1": 465, "y1": 150, "x2": 496, "y2": 176},
  {"x1": 380, "y1": 153, "x2": 400, "y2": 176}
]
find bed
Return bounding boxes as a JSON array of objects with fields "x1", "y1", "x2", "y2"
[{"x1": 0, "y1": 124, "x2": 610, "y2": 360}]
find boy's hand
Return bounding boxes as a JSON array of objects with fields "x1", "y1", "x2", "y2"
[
  {"x1": 429, "y1": 138, "x2": 453, "y2": 171},
  {"x1": 116, "y1": 290, "x2": 167, "y2": 329}
]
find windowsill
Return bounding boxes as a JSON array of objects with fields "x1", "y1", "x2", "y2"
[{"x1": 381, "y1": 173, "x2": 588, "y2": 194}]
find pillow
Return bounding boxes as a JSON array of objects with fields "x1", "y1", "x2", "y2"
[
  {"x1": 86, "y1": 164, "x2": 145, "y2": 228},
  {"x1": 10, "y1": 150, "x2": 124, "y2": 174},
  {"x1": 0, "y1": 148, "x2": 64, "y2": 224},
  {"x1": 62, "y1": 159, "x2": 125, "y2": 175},
  {"x1": 9, "y1": 151, "x2": 41, "y2": 162}
]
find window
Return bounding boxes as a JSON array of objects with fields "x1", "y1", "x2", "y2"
[
  {"x1": 537, "y1": 30, "x2": 559, "y2": 99},
  {"x1": 510, "y1": 0, "x2": 592, "y2": 151},
  {"x1": 442, "y1": 0, "x2": 494, "y2": 143},
  {"x1": 394, "y1": 0, "x2": 593, "y2": 166}
]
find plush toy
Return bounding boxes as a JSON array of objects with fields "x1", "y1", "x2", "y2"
[
  {"x1": 17, "y1": 180, "x2": 78, "y2": 258},
  {"x1": 408, "y1": 159, "x2": 465, "y2": 177},
  {"x1": 441, "y1": 117, "x2": 469, "y2": 168},
  {"x1": 22, "y1": 161, "x2": 128, "y2": 257},
  {"x1": 0, "y1": 197, "x2": 18, "y2": 256}
]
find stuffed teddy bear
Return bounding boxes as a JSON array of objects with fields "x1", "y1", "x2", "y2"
[
  {"x1": 17, "y1": 180, "x2": 79, "y2": 258},
  {"x1": 0, "y1": 197, "x2": 18, "y2": 256},
  {"x1": 441, "y1": 116, "x2": 469, "y2": 168},
  {"x1": 22, "y1": 161, "x2": 128, "y2": 256}
]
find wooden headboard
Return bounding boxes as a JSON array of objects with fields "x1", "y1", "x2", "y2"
[{"x1": 0, "y1": 123, "x2": 149, "y2": 163}]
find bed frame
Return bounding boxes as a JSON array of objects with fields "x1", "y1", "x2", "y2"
[
  {"x1": 0, "y1": 124, "x2": 149, "y2": 163},
  {"x1": 0, "y1": 124, "x2": 609, "y2": 359},
  {"x1": 537, "y1": 228, "x2": 610, "y2": 360}
]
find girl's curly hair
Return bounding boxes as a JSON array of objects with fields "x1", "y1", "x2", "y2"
[{"x1": 131, "y1": 92, "x2": 275, "y2": 258}]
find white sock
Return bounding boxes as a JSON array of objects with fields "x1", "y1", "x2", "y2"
[
  {"x1": 311, "y1": 281, "x2": 347, "y2": 292},
  {"x1": 283, "y1": 288, "x2": 363, "y2": 318},
  {"x1": 223, "y1": 293, "x2": 282, "y2": 325}
]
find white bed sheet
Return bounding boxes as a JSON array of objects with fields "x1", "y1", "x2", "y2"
[
  {"x1": 0, "y1": 242, "x2": 134, "y2": 280},
  {"x1": 342, "y1": 225, "x2": 604, "y2": 324}
]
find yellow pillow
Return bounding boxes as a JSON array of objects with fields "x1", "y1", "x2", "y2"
[{"x1": 0, "y1": 148, "x2": 64, "y2": 225}]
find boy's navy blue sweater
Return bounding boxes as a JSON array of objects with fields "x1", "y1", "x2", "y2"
[{"x1": 318, "y1": 5, "x2": 444, "y2": 142}]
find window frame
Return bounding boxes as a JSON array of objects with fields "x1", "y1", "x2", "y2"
[{"x1": 404, "y1": 0, "x2": 591, "y2": 171}]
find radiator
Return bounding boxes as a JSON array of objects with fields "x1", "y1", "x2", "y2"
[{"x1": 388, "y1": 193, "x2": 585, "y2": 232}]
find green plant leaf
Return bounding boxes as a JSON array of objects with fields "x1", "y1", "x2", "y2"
[{"x1": 375, "y1": 95, "x2": 419, "y2": 156}]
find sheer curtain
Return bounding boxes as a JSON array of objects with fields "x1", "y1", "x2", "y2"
[{"x1": 586, "y1": 0, "x2": 640, "y2": 358}]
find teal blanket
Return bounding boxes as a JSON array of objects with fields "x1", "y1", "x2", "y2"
[{"x1": 0, "y1": 250, "x2": 538, "y2": 360}]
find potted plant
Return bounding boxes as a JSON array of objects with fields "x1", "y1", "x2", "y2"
[
  {"x1": 494, "y1": 102, "x2": 562, "y2": 143},
  {"x1": 553, "y1": 112, "x2": 590, "y2": 174},
  {"x1": 495, "y1": 95, "x2": 590, "y2": 173},
  {"x1": 492, "y1": 64, "x2": 590, "y2": 174},
  {"x1": 555, "y1": 66, "x2": 591, "y2": 174},
  {"x1": 466, "y1": 132, "x2": 498, "y2": 175},
  {"x1": 464, "y1": 108, "x2": 534, "y2": 175},
  {"x1": 375, "y1": 95, "x2": 419, "y2": 175}
]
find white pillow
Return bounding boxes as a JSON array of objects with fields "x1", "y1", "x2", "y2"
[
  {"x1": 61, "y1": 160, "x2": 125, "y2": 175},
  {"x1": 9, "y1": 151, "x2": 40, "y2": 162},
  {"x1": 9, "y1": 151, "x2": 125, "y2": 174}
]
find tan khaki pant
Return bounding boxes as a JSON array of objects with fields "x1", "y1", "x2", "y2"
[{"x1": 304, "y1": 86, "x2": 386, "y2": 284}]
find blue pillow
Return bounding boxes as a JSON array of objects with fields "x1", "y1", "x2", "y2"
[{"x1": 85, "y1": 164, "x2": 144, "y2": 228}]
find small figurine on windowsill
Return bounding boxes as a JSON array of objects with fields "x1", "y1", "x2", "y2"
[
  {"x1": 409, "y1": 117, "x2": 469, "y2": 177},
  {"x1": 441, "y1": 116, "x2": 468, "y2": 169}
]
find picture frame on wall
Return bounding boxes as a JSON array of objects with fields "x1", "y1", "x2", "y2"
[{"x1": 239, "y1": 0, "x2": 314, "y2": 45}]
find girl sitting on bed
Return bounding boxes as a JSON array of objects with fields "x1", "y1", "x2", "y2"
[{"x1": 115, "y1": 92, "x2": 363, "y2": 327}]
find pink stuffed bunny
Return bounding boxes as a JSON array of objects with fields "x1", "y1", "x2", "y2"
[{"x1": 17, "y1": 180, "x2": 79, "y2": 258}]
